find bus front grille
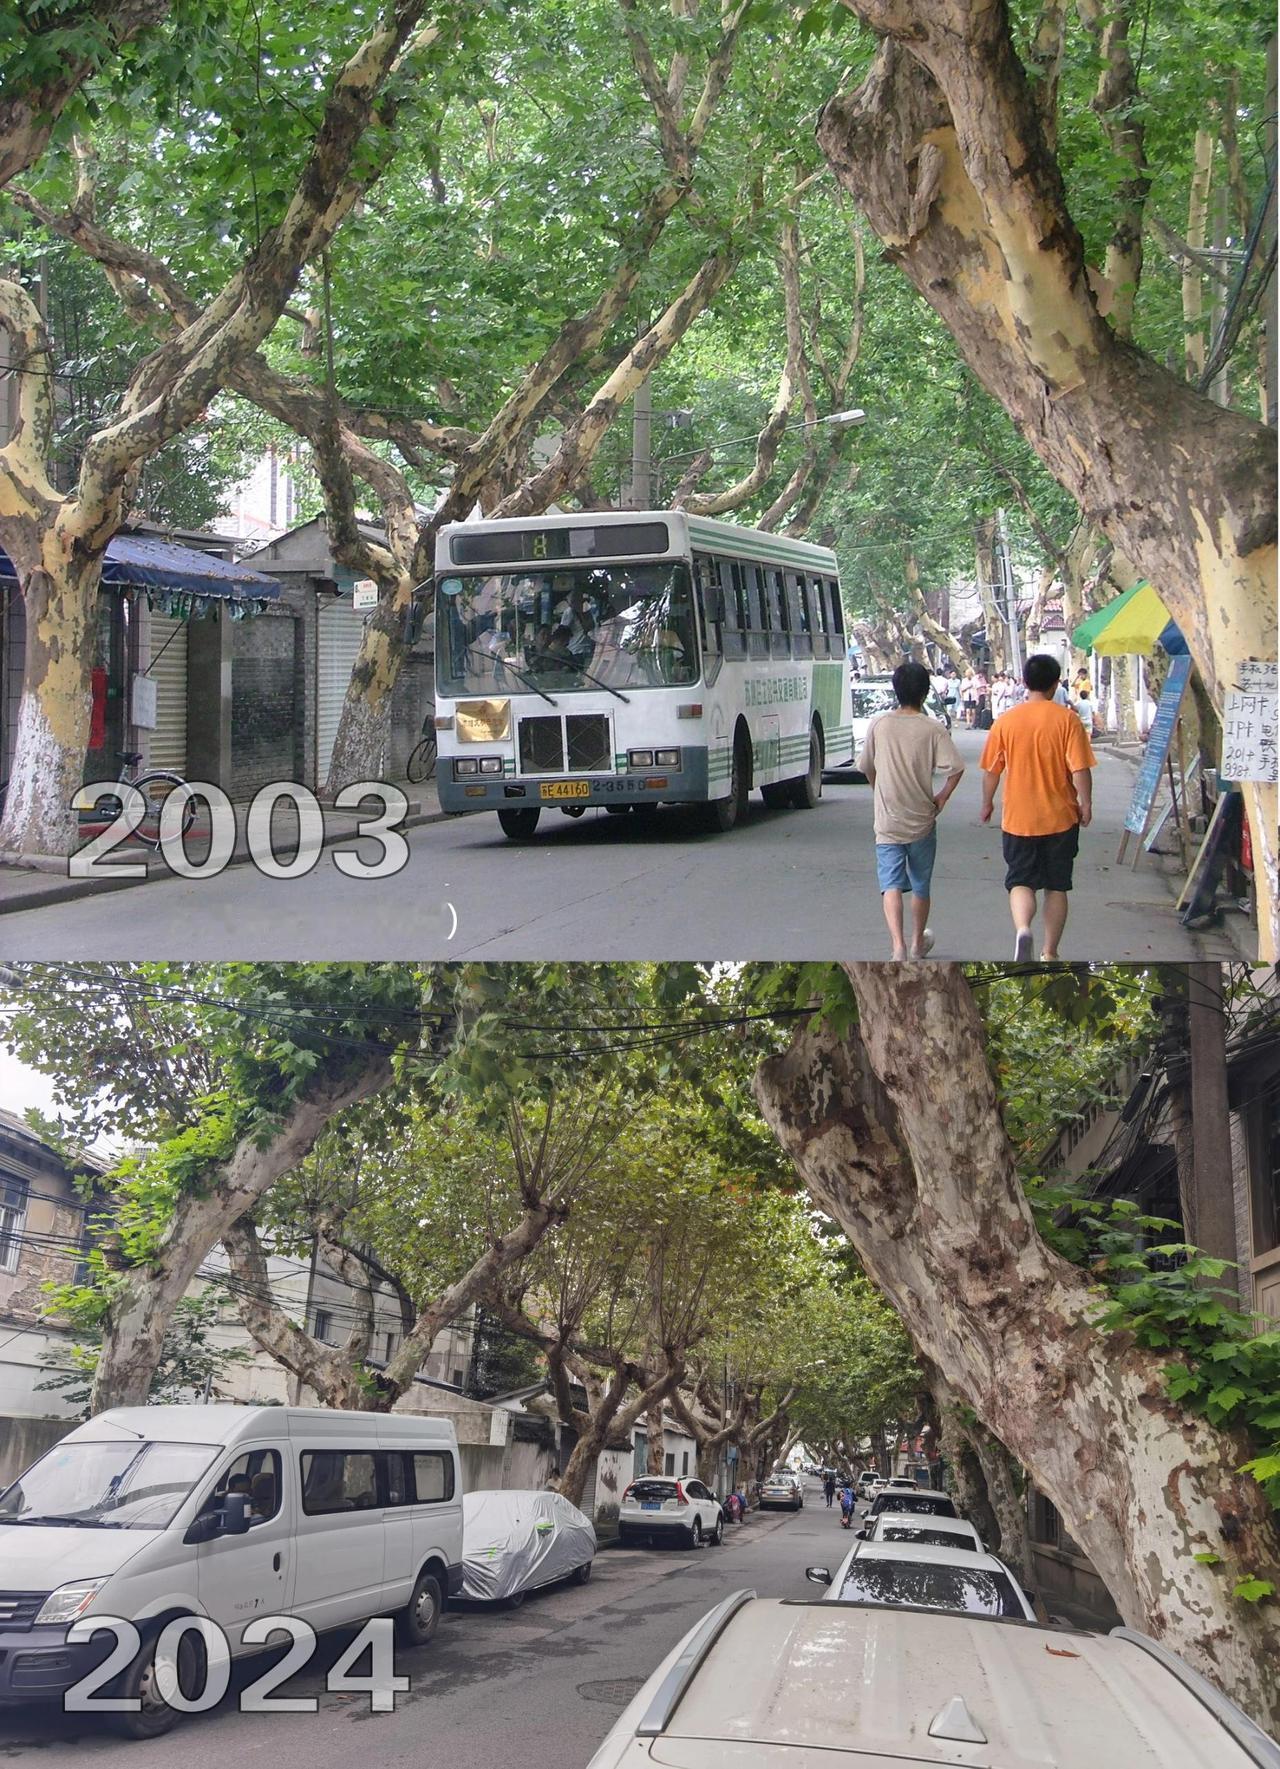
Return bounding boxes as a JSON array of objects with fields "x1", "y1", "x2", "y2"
[
  {"x1": 519, "y1": 713, "x2": 611, "y2": 774},
  {"x1": 519, "y1": 717, "x2": 564, "y2": 773},
  {"x1": 566, "y1": 714, "x2": 610, "y2": 773}
]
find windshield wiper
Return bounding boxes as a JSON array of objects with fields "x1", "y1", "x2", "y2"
[
  {"x1": 556, "y1": 652, "x2": 631, "y2": 703},
  {"x1": 461, "y1": 644, "x2": 558, "y2": 708},
  {"x1": 3, "y1": 1513, "x2": 112, "y2": 1528}
]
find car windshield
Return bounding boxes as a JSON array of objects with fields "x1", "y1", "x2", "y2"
[
  {"x1": 851, "y1": 685, "x2": 896, "y2": 717},
  {"x1": 837, "y1": 1559, "x2": 1025, "y2": 1616},
  {"x1": 436, "y1": 563, "x2": 698, "y2": 694},
  {"x1": 0, "y1": 1440, "x2": 218, "y2": 1531},
  {"x1": 870, "y1": 1491, "x2": 956, "y2": 1517},
  {"x1": 880, "y1": 1526, "x2": 978, "y2": 1550}
]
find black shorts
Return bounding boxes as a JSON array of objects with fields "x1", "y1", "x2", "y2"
[{"x1": 1002, "y1": 824, "x2": 1080, "y2": 893}]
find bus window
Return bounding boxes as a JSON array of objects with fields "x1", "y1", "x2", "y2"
[
  {"x1": 827, "y1": 579, "x2": 846, "y2": 637},
  {"x1": 788, "y1": 573, "x2": 813, "y2": 658},
  {"x1": 810, "y1": 574, "x2": 830, "y2": 658},
  {"x1": 696, "y1": 556, "x2": 724, "y2": 684},
  {"x1": 746, "y1": 565, "x2": 769, "y2": 659},
  {"x1": 724, "y1": 561, "x2": 748, "y2": 659},
  {"x1": 767, "y1": 569, "x2": 789, "y2": 658}
]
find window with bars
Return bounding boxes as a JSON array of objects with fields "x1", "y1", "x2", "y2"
[{"x1": 0, "y1": 1177, "x2": 28, "y2": 1275}]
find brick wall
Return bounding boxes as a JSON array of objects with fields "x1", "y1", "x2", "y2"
[{"x1": 231, "y1": 607, "x2": 300, "y2": 797}]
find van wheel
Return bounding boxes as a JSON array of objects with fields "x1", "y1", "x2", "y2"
[
  {"x1": 497, "y1": 808, "x2": 540, "y2": 840},
  {"x1": 397, "y1": 1569, "x2": 444, "y2": 1648},
  {"x1": 788, "y1": 727, "x2": 823, "y2": 809},
  {"x1": 110, "y1": 1626, "x2": 203, "y2": 1739}
]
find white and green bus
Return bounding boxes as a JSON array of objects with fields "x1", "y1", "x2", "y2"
[{"x1": 433, "y1": 510, "x2": 853, "y2": 838}]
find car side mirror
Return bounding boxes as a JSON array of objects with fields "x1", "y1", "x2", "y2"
[
  {"x1": 855, "y1": 1528, "x2": 868, "y2": 1539},
  {"x1": 805, "y1": 1566, "x2": 833, "y2": 1586}
]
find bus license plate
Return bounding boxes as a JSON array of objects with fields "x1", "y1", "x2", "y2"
[{"x1": 540, "y1": 781, "x2": 591, "y2": 800}]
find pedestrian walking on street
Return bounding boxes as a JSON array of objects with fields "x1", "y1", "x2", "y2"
[
  {"x1": 979, "y1": 653, "x2": 1097, "y2": 962},
  {"x1": 823, "y1": 1471, "x2": 836, "y2": 1507},
  {"x1": 856, "y1": 660, "x2": 965, "y2": 961}
]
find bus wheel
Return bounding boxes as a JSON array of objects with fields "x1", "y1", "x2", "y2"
[
  {"x1": 498, "y1": 807, "x2": 541, "y2": 839},
  {"x1": 788, "y1": 727, "x2": 823, "y2": 809},
  {"x1": 702, "y1": 737, "x2": 748, "y2": 833}
]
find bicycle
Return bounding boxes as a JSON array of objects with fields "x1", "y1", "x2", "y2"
[
  {"x1": 0, "y1": 752, "x2": 197, "y2": 849},
  {"x1": 76, "y1": 751, "x2": 198, "y2": 850},
  {"x1": 405, "y1": 717, "x2": 438, "y2": 784}
]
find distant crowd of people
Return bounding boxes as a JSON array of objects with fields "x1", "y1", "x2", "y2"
[{"x1": 924, "y1": 664, "x2": 1100, "y2": 735}]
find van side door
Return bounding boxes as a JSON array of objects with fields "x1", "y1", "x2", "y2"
[
  {"x1": 291, "y1": 1447, "x2": 388, "y2": 1634},
  {"x1": 193, "y1": 1447, "x2": 295, "y2": 1650}
]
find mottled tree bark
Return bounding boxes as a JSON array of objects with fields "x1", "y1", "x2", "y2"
[
  {"x1": 755, "y1": 963, "x2": 1280, "y2": 1730},
  {"x1": 820, "y1": 4, "x2": 1277, "y2": 952}
]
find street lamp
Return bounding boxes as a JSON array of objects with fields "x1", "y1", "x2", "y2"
[{"x1": 659, "y1": 407, "x2": 867, "y2": 471}]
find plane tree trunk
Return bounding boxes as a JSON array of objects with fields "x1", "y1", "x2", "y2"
[
  {"x1": 755, "y1": 962, "x2": 1280, "y2": 1732},
  {"x1": 818, "y1": 6, "x2": 1277, "y2": 954},
  {"x1": 89, "y1": 1054, "x2": 393, "y2": 1414}
]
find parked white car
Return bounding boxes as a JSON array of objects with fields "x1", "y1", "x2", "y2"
[
  {"x1": 859, "y1": 1510, "x2": 985, "y2": 1553},
  {"x1": 0, "y1": 1404, "x2": 463, "y2": 1737},
  {"x1": 587, "y1": 1592, "x2": 1279, "y2": 1769},
  {"x1": 618, "y1": 1476, "x2": 724, "y2": 1549},
  {"x1": 459, "y1": 1488, "x2": 594, "y2": 1606},
  {"x1": 864, "y1": 1486, "x2": 959, "y2": 1522},
  {"x1": 807, "y1": 1536, "x2": 1037, "y2": 1619}
]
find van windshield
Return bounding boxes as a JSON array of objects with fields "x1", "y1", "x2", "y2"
[{"x1": 0, "y1": 1440, "x2": 218, "y2": 1530}]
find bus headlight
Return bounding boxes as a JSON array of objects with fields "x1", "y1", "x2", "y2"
[
  {"x1": 478, "y1": 758, "x2": 504, "y2": 774},
  {"x1": 655, "y1": 749, "x2": 681, "y2": 768},
  {"x1": 627, "y1": 749, "x2": 654, "y2": 768},
  {"x1": 454, "y1": 759, "x2": 479, "y2": 777}
]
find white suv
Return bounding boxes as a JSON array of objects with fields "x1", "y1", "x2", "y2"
[
  {"x1": 588, "y1": 1593, "x2": 1279, "y2": 1769},
  {"x1": 617, "y1": 1476, "x2": 724, "y2": 1548}
]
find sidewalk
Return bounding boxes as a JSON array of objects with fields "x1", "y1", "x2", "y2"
[
  {"x1": 0, "y1": 778, "x2": 449, "y2": 917},
  {"x1": 1088, "y1": 731, "x2": 1258, "y2": 962}
]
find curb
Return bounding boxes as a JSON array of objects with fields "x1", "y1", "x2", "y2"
[{"x1": 0, "y1": 805, "x2": 453, "y2": 917}]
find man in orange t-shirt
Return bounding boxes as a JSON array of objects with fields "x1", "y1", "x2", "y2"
[{"x1": 979, "y1": 654, "x2": 1096, "y2": 961}]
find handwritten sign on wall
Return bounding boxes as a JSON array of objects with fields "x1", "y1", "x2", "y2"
[{"x1": 1222, "y1": 660, "x2": 1278, "y2": 785}]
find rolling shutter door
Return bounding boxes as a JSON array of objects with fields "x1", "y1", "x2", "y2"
[
  {"x1": 316, "y1": 601, "x2": 369, "y2": 782},
  {"x1": 147, "y1": 613, "x2": 188, "y2": 773}
]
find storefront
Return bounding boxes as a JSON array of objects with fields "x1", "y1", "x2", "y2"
[{"x1": 0, "y1": 531, "x2": 278, "y2": 785}]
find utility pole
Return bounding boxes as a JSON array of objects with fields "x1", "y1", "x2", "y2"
[
  {"x1": 1186, "y1": 963, "x2": 1242, "y2": 1299},
  {"x1": 625, "y1": 375, "x2": 653, "y2": 510},
  {"x1": 994, "y1": 508, "x2": 1023, "y2": 674}
]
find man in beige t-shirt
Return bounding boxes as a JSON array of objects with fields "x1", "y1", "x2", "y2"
[{"x1": 856, "y1": 660, "x2": 965, "y2": 960}]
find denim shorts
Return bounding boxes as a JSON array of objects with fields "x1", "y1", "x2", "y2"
[{"x1": 875, "y1": 829, "x2": 937, "y2": 898}]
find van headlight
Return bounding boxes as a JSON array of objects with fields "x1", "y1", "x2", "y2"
[{"x1": 36, "y1": 1579, "x2": 110, "y2": 1624}]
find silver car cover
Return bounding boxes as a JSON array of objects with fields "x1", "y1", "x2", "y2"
[{"x1": 460, "y1": 1488, "x2": 596, "y2": 1602}]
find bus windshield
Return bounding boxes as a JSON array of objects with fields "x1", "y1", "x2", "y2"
[{"x1": 436, "y1": 563, "x2": 698, "y2": 695}]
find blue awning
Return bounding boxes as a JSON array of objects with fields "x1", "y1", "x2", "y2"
[{"x1": 0, "y1": 532, "x2": 279, "y2": 601}]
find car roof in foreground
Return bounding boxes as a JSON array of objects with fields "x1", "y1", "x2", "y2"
[{"x1": 646, "y1": 1600, "x2": 1275, "y2": 1769}]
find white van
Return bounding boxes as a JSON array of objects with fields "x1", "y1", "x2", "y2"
[{"x1": 0, "y1": 1404, "x2": 463, "y2": 1735}]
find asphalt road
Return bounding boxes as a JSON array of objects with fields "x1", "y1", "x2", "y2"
[
  {"x1": 0, "y1": 732, "x2": 1233, "y2": 959},
  {"x1": 0, "y1": 1484, "x2": 845, "y2": 1769}
]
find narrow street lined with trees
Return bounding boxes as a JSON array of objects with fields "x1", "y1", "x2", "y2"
[{"x1": 0, "y1": 959, "x2": 1276, "y2": 1736}]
